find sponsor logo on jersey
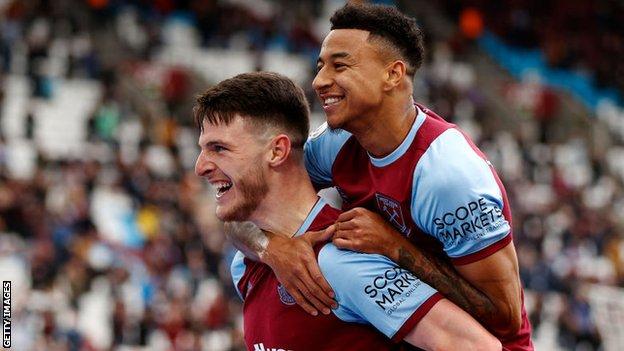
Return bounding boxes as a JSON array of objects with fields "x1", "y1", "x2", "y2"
[
  {"x1": 364, "y1": 267, "x2": 422, "y2": 316},
  {"x1": 253, "y1": 343, "x2": 293, "y2": 351},
  {"x1": 277, "y1": 284, "x2": 296, "y2": 306},
  {"x1": 433, "y1": 197, "x2": 507, "y2": 244},
  {"x1": 375, "y1": 193, "x2": 411, "y2": 236}
]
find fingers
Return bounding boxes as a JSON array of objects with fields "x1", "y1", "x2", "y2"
[
  {"x1": 279, "y1": 238, "x2": 337, "y2": 314},
  {"x1": 333, "y1": 237, "x2": 355, "y2": 251},
  {"x1": 336, "y1": 207, "x2": 373, "y2": 222},
  {"x1": 334, "y1": 220, "x2": 357, "y2": 232},
  {"x1": 304, "y1": 227, "x2": 335, "y2": 246},
  {"x1": 336, "y1": 208, "x2": 360, "y2": 222},
  {"x1": 333, "y1": 221, "x2": 361, "y2": 240},
  {"x1": 305, "y1": 256, "x2": 337, "y2": 302},
  {"x1": 286, "y1": 272, "x2": 334, "y2": 315},
  {"x1": 296, "y1": 252, "x2": 337, "y2": 311},
  {"x1": 283, "y1": 282, "x2": 320, "y2": 316},
  {"x1": 297, "y1": 274, "x2": 335, "y2": 315}
]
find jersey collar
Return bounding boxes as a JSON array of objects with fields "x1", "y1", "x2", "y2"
[
  {"x1": 294, "y1": 197, "x2": 327, "y2": 236},
  {"x1": 368, "y1": 105, "x2": 426, "y2": 168}
]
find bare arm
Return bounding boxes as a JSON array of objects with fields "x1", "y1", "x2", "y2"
[
  {"x1": 332, "y1": 208, "x2": 505, "y2": 334},
  {"x1": 404, "y1": 298, "x2": 501, "y2": 351},
  {"x1": 391, "y1": 239, "x2": 498, "y2": 328},
  {"x1": 223, "y1": 221, "x2": 267, "y2": 261},
  {"x1": 454, "y1": 243, "x2": 523, "y2": 337}
]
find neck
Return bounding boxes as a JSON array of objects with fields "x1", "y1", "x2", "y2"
[
  {"x1": 351, "y1": 97, "x2": 416, "y2": 158},
  {"x1": 248, "y1": 165, "x2": 320, "y2": 237}
]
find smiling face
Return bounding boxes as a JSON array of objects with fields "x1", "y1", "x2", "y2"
[
  {"x1": 195, "y1": 116, "x2": 269, "y2": 222},
  {"x1": 313, "y1": 29, "x2": 389, "y2": 130}
]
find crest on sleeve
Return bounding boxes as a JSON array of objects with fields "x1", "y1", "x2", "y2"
[{"x1": 375, "y1": 193, "x2": 411, "y2": 236}]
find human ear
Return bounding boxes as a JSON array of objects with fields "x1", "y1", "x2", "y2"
[
  {"x1": 267, "y1": 134, "x2": 291, "y2": 167},
  {"x1": 383, "y1": 60, "x2": 407, "y2": 91}
]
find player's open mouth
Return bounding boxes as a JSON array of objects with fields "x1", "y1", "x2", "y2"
[
  {"x1": 322, "y1": 96, "x2": 344, "y2": 107},
  {"x1": 212, "y1": 180, "x2": 233, "y2": 199}
]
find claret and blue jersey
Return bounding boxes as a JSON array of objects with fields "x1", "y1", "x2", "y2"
[
  {"x1": 305, "y1": 104, "x2": 513, "y2": 264},
  {"x1": 231, "y1": 198, "x2": 442, "y2": 350},
  {"x1": 304, "y1": 104, "x2": 532, "y2": 350},
  {"x1": 231, "y1": 104, "x2": 532, "y2": 350}
]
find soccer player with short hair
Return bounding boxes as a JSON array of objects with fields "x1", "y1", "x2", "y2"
[
  {"x1": 228, "y1": 4, "x2": 534, "y2": 350},
  {"x1": 194, "y1": 72, "x2": 501, "y2": 350}
]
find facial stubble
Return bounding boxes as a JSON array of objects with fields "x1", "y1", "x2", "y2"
[{"x1": 220, "y1": 162, "x2": 269, "y2": 222}]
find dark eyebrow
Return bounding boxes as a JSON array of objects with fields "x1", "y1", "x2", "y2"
[
  {"x1": 316, "y1": 52, "x2": 351, "y2": 65},
  {"x1": 199, "y1": 140, "x2": 230, "y2": 148}
]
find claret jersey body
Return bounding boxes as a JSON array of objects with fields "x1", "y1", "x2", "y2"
[
  {"x1": 231, "y1": 198, "x2": 443, "y2": 351},
  {"x1": 304, "y1": 104, "x2": 533, "y2": 350}
]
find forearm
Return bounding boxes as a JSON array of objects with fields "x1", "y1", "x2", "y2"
[
  {"x1": 405, "y1": 298, "x2": 502, "y2": 351},
  {"x1": 388, "y1": 241, "x2": 498, "y2": 330},
  {"x1": 223, "y1": 221, "x2": 269, "y2": 261}
]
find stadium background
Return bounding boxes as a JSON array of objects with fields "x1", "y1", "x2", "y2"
[{"x1": 1, "y1": 0, "x2": 624, "y2": 350}]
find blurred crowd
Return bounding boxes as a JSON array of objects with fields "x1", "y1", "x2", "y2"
[
  {"x1": 1, "y1": 1, "x2": 624, "y2": 351},
  {"x1": 440, "y1": 0, "x2": 624, "y2": 98}
]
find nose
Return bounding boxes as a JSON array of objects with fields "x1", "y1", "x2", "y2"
[
  {"x1": 195, "y1": 151, "x2": 216, "y2": 177},
  {"x1": 312, "y1": 66, "x2": 332, "y2": 93}
]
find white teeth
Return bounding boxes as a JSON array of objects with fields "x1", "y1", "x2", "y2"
[
  {"x1": 212, "y1": 181, "x2": 232, "y2": 198},
  {"x1": 324, "y1": 97, "x2": 342, "y2": 105}
]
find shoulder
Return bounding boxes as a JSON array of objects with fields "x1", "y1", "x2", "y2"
[
  {"x1": 414, "y1": 128, "x2": 494, "y2": 196},
  {"x1": 410, "y1": 128, "x2": 512, "y2": 261},
  {"x1": 304, "y1": 123, "x2": 353, "y2": 186},
  {"x1": 304, "y1": 123, "x2": 352, "y2": 159}
]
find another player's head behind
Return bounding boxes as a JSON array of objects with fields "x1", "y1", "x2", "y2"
[
  {"x1": 194, "y1": 72, "x2": 310, "y2": 222},
  {"x1": 313, "y1": 3, "x2": 425, "y2": 131}
]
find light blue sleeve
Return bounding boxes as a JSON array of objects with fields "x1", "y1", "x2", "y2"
[
  {"x1": 230, "y1": 251, "x2": 247, "y2": 300},
  {"x1": 318, "y1": 244, "x2": 439, "y2": 339},
  {"x1": 411, "y1": 128, "x2": 511, "y2": 260},
  {"x1": 304, "y1": 123, "x2": 351, "y2": 188}
]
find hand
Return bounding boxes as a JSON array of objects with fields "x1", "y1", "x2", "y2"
[
  {"x1": 331, "y1": 207, "x2": 403, "y2": 260},
  {"x1": 260, "y1": 229, "x2": 338, "y2": 316}
]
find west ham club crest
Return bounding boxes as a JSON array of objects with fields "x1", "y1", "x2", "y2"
[
  {"x1": 375, "y1": 193, "x2": 411, "y2": 236},
  {"x1": 277, "y1": 284, "x2": 296, "y2": 306}
]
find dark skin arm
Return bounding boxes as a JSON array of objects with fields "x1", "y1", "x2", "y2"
[
  {"x1": 331, "y1": 208, "x2": 497, "y2": 328},
  {"x1": 224, "y1": 221, "x2": 337, "y2": 316},
  {"x1": 226, "y1": 211, "x2": 520, "y2": 337},
  {"x1": 332, "y1": 207, "x2": 522, "y2": 338},
  {"x1": 395, "y1": 241, "x2": 497, "y2": 325}
]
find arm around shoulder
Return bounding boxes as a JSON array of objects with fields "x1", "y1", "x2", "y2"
[
  {"x1": 454, "y1": 241, "x2": 523, "y2": 338},
  {"x1": 412, "y1": 129, "x2": 523, "y2": 337},
  {"x1": 317, "y1": 244, "x2": 497, "y2": 348},
  {"x1": 223, "y1": 221, "x2": 268, "y2": 261}
]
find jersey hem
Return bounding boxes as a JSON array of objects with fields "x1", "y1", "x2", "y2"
[
  {"x1": 390, "y1": 292, "x2": 444, "y2": 343},
  {"x1": 451, "y1": 233, "x2": 513, "y2": 266}
]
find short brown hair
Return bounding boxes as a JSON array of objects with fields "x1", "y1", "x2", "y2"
[{"x1": 194, "y1": 72, "x2": 310, "y2": 148}]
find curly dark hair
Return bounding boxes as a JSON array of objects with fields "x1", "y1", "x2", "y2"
[
  {"x1": 194, "y1": 72, "x2": 310, "y2": 148},
  {"x1": 330, "y1": 3, "x2": 425, "y2": 76}
]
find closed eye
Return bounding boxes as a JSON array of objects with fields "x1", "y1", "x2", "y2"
[
  {"x1": 204, "y1": 142, "x2": 229, "y2": 153},
  {"x1": 212, "y1": 145, "x2": 227, "y2": 152}
]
